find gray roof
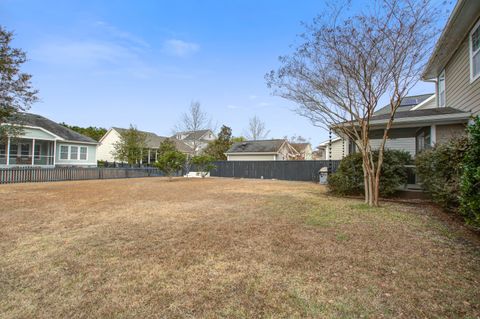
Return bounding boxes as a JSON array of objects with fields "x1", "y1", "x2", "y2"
[
  {"x1": 374, "y1": 94, "x2": 434, "y2": 115},
  {"x1": 113, "y1": 127, "x2": 194, "y2": 153},
  {"x1": 9, "y1": 113, "x2": 97, "y2": 143},
  {"x1": 174, "y1": 129, "x2": 212, "y2": 141},
  {"x1": 370, "y1": 107, "x2": 469, "y2": 121},
  {"x1": 226, "y1": 139, "x2": 287, "y2": 153}
]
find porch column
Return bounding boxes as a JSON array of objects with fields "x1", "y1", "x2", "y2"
[
  {"x1": 430, "y1": 125, "x2": 437, "y2": 146},
  {"x1": 31, "y1": 139, "x2": 35, "y2": 165},
  {"x1": 53, "y1": 140, "x2": 56, "y2": 166},
  {"x1": 155, "y1": 150, "x2": 158, "y2": 162},
  {"x1": 148, "y1": 149, "x2": 151, "y2": 164},
  {"x1": 6, "y1": 136, "x2": 10, "y2": 165}
]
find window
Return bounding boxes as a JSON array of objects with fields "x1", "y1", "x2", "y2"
[
  {"x1": 70, "y1": 146, "x2": 78, "y2": 160},
  {"x1": 20, "y1": 144, "x2": 30, "y2": 158},
  {"x1": 10, "y1": 144, "x2": 18, "y2": 157},
  {"x1": 79, "y1": 146, "x2": 87, "y2": 160},
  {"x1": 60, "y1": 145, "x2": 69, "y2": 160},
  {"x1": 470, "y1": 20, "x2": 480, "y2": 82},
  {"x1": 0, "y1": 144, "x2": 6, "y2": 158},
  {"x1": 437, "y1": 70, "x2": 445, "y2": 107}
]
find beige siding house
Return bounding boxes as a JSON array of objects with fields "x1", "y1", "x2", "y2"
[
  {"x1": 226, "y1": 140, "x2": 300, "y2": 161},
  {"x1": 97, "y1": 127, "x2": 193, "y2": 164}
]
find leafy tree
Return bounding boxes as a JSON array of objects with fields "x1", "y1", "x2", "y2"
[
  {"x1": 112, "y1": 124, "x2": 147, "y2": 165},
  {"x1": 460, "y1": 117, "x2": 480, "y2": 227},
  {"x1": 0, "y1": 26, "x2": 38, "y2": 140},
  {"x1": 266, "y1": 0, "x2": 437, "y2": 206},
  {"x1": 191, "y1": 154, "x2": 215, "y2": 178},
  {"x1": 158, "y1": 138, "x2": 177, "y2": 155},
  {"x1": 232, "y1": 136, "x2": 246, "y2": 143},
  {"x1": 59, "y1": 123, "x2": 107, "y2": 141},
  {"x1": 204, "y1": 125, "x2": 233, "y2": 160},
  {"x1": 155, "y1": 150, "x2": 187, "y2": 181},
  {"x1": 175, "y1": 101, "x2": 211, "y2": 155}
]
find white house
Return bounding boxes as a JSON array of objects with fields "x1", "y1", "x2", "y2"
[
  {"x1": 0, "y1": 113, "x2": 98, "y2": 167},
  {"x1": 225, "y1": 139, "x2": 300, "y2": 161},
  {"x1": 172, "y1": 129, "x2": 216, "y2": 154},
  {"x1": 97, "y1": 127, "x2": 194, "y2": 163}
]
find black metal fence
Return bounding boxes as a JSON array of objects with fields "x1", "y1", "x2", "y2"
[
  {"x1": 0, "y1": 167, "x2": 165, "y2": 184},
  {"x1": 209, "y1": 160, "x2": 341, "y2": 182}
]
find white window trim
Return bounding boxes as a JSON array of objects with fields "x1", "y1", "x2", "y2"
[
  {"x1": 437, "y1": 69, "x2": 446, "y2": 107},
  {"x1": 469, "y1": 19, "x2": 480, "y2": 83},
  {"x1": 79, "y1": 146, "x2": 88, "y2": 161}
]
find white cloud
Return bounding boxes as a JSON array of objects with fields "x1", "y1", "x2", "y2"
[
  {"x1": 163, "y1": 39, "x2": 199, "y2": 57},
  {"x1": 248, "y1": 95, "x2": 257, "y2": 100},
  {"x1": 226, "y1": 104, "x2": 239, "y2": 109}
]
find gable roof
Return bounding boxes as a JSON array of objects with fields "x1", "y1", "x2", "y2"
[
  {"x1": 111, "y1": 127, "x2": 194, "y2": 153},
  {"x1": 422, "y1": 0, "x2": 480, "y2": 79},
  {"x1": 290, "y1": 142, "x2": 311, "y2": 153},
  {"x1": 174, "y1": 129, "x2": 213, "y2": 141},
  {"x1": 226, "y1": 139, "x2": 288, "y2": 154},
  {"x1": 374, "y1": 94, "x2": 434, "y2": 115},
  {"x1": 7, "y1": 113, "x2": 97, "y2": 144}
]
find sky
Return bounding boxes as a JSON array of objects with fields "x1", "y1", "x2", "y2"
[{"x1": 1, "y1": 0, "x2": 454, "y2": 146}]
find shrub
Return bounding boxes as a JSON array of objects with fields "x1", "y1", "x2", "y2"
[
  {"x1": 460, "y1": 116, "x2": 480, "y2": 228},
  {"x1": 191, "y1": 155, "x2": 215, "y2": 178},
  {"x1": 328, "y1": 149, "x2": 412, "y2": 197},
  {"x1": 415, "y1": 136, "x2": 469, "y2": 212},
  {"x1": 155, "y1": 150, "x2": 187, "y2": 181}
]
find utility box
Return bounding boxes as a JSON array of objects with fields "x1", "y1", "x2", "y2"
[{"x1": 319, "y1": 167, "x2": 329, "y2": 184}]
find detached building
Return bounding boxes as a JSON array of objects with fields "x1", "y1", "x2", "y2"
[{"x1": 225, "y1": 139, "x2": 300, "y2": 161}]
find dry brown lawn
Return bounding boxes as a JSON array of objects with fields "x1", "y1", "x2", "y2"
[{"x1": 0, "y1": 177, "x2": 479, "y2": 318}]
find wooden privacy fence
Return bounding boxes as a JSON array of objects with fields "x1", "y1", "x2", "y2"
[
  {"x1": 0, "y1": 167, "x2": 164, "y2": 184},
  {"x1": 209, "y1": 160, "x2": 341, "y2": 182}
]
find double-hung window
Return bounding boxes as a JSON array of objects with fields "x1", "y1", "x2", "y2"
[
  {"x1": 60, "y1": 146, "x2": 69, "y2": 160},
  {"x1": 438, "y1": 70, "x2": 445, "y2": 107},
  {"x1": 70, "y1": 146, "x2": 78, "y2": 160},
  {"x1": 470, "y1": 20, "x2": 480, "y2": 82},
  {"x1": 79, "y1": 147, "x2": 87, "y2": 160}
]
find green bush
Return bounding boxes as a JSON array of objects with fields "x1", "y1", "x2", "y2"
[
  {"x1": 191, "y1": 155, "x2": 215, "y2": 178},
  {"x1": 415, "y1": 136, "x2": 469, "y2": 212},
  {"x1": 328, "y1": 149, "x2": 412, "y2": 197},
  {"x1": 460, "y1": 116, "x2": 480, "y2": 228}
]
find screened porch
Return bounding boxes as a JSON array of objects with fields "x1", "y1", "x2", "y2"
[{"x1": 0, "y1": 138, "x2": 55, "y2": 166}]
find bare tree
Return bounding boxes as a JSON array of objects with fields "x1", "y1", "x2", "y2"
[
  {"x1": 175, "y1": 101, "x2": 210, "y2": 155},
  {"x1": 246, "y1": 115, "x2": 270, "y2": 140},
  {"x1": 266, "y1": 0, "x2": 437, "y2": 206}
]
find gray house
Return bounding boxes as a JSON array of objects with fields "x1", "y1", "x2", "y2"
[
  {"x1": 225, "y1": 139, "x2": 300, "y2": 161},
  {"x1": 0, "y1": 113, "x2": 98, "y2": 167},
  {"x1": 325, "y1": 0, "x2": 479, "y2": 160}
]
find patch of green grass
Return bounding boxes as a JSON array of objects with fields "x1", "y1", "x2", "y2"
[{"x1": 335, "y1": 233, "x2": 350, "y2": 242}]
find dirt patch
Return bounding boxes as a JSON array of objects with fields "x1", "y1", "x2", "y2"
[{"x1": 0, "y1": 177, "x2": 479, "y2": 318}]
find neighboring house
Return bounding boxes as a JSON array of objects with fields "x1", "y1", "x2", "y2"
[
  {"x1": 312, "y1": 145, "x2": 327, "y2": 160},
  {"x1": 290, "y1": 142, "x2": 313, "y2": 160},
  {"x1": 225, "y1": 139, "x2": 300, "y2": 161},
  {"x1": 323, "y1": 0, "x2": 479, "y2": 161},
  {"x1": 97, "y1": 127, "x2": 193, "y2": 163},
  {"x1": 0, "y1": 113, "x2": 98, "y2": 167},
  {"x1": 173, "y1": 129, "x2": 216, "y2": 154}
]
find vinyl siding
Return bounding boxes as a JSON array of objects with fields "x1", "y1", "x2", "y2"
[
  {"x1": 55, "y1": 142, "x2": 97, "y2": 167},
  {"x1": 20, "y1": 127, "x2": 57, "y2": 140},
  {"x1": 436, "y1": 124, "x2": 467, "y2": 144},
  {"x1": 416, "y1": 96, "x2": 437, "y2": 110},
  {"x1": 445, "y1": 19, "x2": 480, "y2": 115},
  {"x1": 227, "y1": 154, "x2": 276, "y2": 161},
  {"x1": 369, "y1": 138, "x2": 416, "y2": 156},
  {"x1": 97, "y1": 129, "x2": 121, "y2": 162},
  {"x1": 326, "y1": 139, "x2": 348, "y2": 160}
]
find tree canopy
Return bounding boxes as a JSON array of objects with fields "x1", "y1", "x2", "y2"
[
  {"x1": 60, "y1": 123, "x2": 107, "y2": 142},
  {"x1": 0, "y1": 26, "x2": 38, "y2": 140},
  {"x1": 204, "y1": 125, "x2": 233, "y2": 160},
  {"x1": 112, "y1": 125, "x2": 147, "y2": 164}
]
